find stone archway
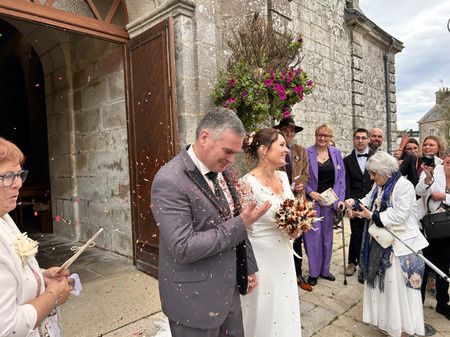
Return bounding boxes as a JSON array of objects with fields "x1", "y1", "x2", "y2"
[{"x1": 0, "y1": 15, "x2": 133, "y2": 257}]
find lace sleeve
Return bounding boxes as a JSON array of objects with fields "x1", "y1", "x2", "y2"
[{"x1": 237, "y1": 176, "x2": 254, "y2": 208}]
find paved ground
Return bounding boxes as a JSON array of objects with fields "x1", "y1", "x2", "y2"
[{"x1": 34, "y1": 220, "x2": 450, "y2": 337}]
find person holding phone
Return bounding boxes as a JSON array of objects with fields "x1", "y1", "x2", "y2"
[
  {"x1": 416, "y1": 146, "x2": 450, "y2": 320},
  {"x1": 345, "y1": 151, "x2": 428, "y2": 337}
]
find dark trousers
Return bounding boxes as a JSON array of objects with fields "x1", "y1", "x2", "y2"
[
  {"x1": 348, "y1": 217, "x2": 365, "y2": 265},
  {"x1": 420, "y1": 237, "x2": 450, "y2": 307},
  {"x1": 293, "y1": 235, "x2": 304, "y2": 277},
  {"x1": 169, "y1": 287, "x2": 244, "y2": 337}
]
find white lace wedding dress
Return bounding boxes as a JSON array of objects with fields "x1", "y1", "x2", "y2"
[{"x1": 240, "y1": 171, "x2": 302, "y2": 337}]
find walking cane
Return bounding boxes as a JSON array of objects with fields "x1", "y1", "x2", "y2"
[
  {"x1": 335, "y1": 210, "x2": 348, "y2": 285},
  {"x1": 384, "y1": 227, "x2": 450, "y2": 284}
]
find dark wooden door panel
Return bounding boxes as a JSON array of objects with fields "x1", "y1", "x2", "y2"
[{"x1": 126, "y1": 18, "x2": 178, "y2": 276}]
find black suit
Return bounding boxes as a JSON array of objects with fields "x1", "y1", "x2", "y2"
[{"x1": 343, "y1": 149, "x2": 374, "y2": 264}]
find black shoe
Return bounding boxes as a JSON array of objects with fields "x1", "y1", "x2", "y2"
[
  {"x1": 320, "y1": 273, "x2": 336, "y2": 281},
  {"x1": 307, "y1": 276, "x2": 318, "y2": 286},
  {"x1": 424, "y1": 323, "x2": 436, "y2": 336},
  {"x1": 436, "y1": 304, "x2": 450, "y2": 320}
]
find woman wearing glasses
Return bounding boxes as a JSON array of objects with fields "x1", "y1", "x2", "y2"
[
  {"x1": 0, "y1": 138, "x2": 72, "y2": 336},
  {"x1": 304, "y1": 124, "x2": 346, "y2": 285}
]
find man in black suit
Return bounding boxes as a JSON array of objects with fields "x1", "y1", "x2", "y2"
[{"x1": 343, "y1": 128, "x2": 374, "y2": 276}]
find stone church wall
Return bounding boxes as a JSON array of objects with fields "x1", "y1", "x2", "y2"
[
  {"x1": 69, "y1": 36, "x2": 132, "y2": 255},
  {"x1": 128, "y1": 0, "x2": 400, "y2": 154}
]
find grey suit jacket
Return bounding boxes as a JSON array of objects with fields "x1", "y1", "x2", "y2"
[{"x1": 151, "y1": 149, "x2": 258, "y2": 329}]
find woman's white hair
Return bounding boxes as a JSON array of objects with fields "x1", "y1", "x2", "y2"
[{"x1": 366, "y1": 151, "x2": 399, "y2": 178}]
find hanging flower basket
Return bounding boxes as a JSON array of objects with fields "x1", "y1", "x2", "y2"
[{"x1": 211, "y1": 14, "x2": 315, "y2": 131}]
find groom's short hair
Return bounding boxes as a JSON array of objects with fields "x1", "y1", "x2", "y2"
[{"x1": 195, "y1": 107, "x2": 246, "y2": 140}]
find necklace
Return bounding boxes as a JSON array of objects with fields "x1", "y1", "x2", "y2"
[{"x1": 252, "y1": 169, "x2": 279, "y2": 186}]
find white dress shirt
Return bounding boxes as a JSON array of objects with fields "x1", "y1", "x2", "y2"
[
  {"x1": 187, "y1": 145, "x2": 234, "y2": 214},
  {"x1": 355, "y1": 148, "x2": 369, "y2": 174}
]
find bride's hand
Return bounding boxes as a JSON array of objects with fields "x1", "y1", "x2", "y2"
[
  {"x1": 247, "y1": 274, "x2": 258, "y2": 294},
  {"x1": 289, "y1": 228, "x2": 302, "y2": 239}
]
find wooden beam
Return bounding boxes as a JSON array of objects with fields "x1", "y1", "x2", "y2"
[
  {"x1": 105, "y1": 0, "x2": 121, "y2": 24},
  {"x1": 0, "y1": 0, "x2": 129, "y2": 43},
  {"x1": 85, "y1": 0, "x2": 103, "y2": 21}
]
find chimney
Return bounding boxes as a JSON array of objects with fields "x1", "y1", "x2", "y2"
[
  {"x1": 436, "y1": 87, "x2": 450, "y2": 105},
  {"x1": 346, "y1": 0, "x2": 360, "y2": 10}
]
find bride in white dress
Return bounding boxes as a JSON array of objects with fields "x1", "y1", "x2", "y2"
[{"x1": 239, "y1": 128, "x2": 302, "y2": 337}]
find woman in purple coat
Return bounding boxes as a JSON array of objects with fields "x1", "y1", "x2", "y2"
[{"x1": 305, "y1": 124, "x2": 346, "y2": 285}]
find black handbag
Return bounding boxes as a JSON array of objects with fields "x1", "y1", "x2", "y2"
[{"x1": 420, "y1": 196, "x2": 450, "y2": 240}]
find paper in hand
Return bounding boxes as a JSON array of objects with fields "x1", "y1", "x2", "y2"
[
  {"x1": 57, "y1": 228, "x2": 104, "y2": 273},
  {"x1": 319, "y1": 188, "x2": 339, "y2": 206}
]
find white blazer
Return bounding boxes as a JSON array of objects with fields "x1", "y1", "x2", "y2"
[
  {"x1": 0, "y1": 215, "x2": 41, "y2": 337},
  {"x1": 416, "y1": 163, "x2": 450, "y2": 219},
  {"x1": 361, "y1": 176, "x2": 428, "y2": 256}
]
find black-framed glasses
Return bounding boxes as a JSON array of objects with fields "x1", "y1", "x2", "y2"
[{"x1": 0, "y1": 170, "x2": 28, "y2": 187}]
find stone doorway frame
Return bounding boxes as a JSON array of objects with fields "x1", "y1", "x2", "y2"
[{"x1": 0, "y1": 0, "x2": 129, "y2": 42}]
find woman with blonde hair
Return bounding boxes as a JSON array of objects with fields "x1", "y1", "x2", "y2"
[
  {"x1": 304, "y1": 124, "x2": 345, "y2": 285},
  {"x1": 416, "y1": 147, "x2": 450, "y2": 320}
]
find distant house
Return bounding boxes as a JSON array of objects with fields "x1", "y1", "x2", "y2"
[{"x1": 418, "y1": 88, "x2": 450, "y2": 145}]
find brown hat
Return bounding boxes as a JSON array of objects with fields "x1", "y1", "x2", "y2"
[{"x1": 273, "y1": 116, "x2": 303, "y2": 133}]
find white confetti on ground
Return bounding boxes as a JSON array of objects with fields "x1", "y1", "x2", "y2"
[{"x1": 154, "y1": 316, "x2": 172, "y2": 337}]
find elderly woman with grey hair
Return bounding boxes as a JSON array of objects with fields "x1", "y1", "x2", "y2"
[{"x1": 345, "y1": 151, "x2": 428, "y2": 337}]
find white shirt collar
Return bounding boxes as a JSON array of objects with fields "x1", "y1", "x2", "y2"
[
  {"x1": 355, "y1": 147, "x2": 369, "y2": 156},
  {"x1": 187, "y1": 144, "x2": 212, "y2": 176}
]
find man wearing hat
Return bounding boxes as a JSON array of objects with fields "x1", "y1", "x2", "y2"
[{"x1": 274, "y1": 116, "x2": 312, "y2": 292}]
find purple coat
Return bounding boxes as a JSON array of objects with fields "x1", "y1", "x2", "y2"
[{"x1": 305, "y1": 144, "x2": 346, "y2": 209}]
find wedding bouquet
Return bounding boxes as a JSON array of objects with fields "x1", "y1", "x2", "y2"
[{"x1": 275, "y1": 197, "x2": 321, "y2": 235}]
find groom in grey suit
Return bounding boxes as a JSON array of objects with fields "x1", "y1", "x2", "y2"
[{"x1": 151, "y1": 108, "x2": 270, "y2": 337}]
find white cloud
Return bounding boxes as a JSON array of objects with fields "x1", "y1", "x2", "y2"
[{"x1": 359, "y1": 0, "x2": 450, "y2": 131}]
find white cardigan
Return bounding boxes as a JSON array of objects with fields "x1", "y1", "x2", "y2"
[
  {"x1": 360, "y1": 176, "x2": 428, "y2": 256},
  {"x1": 415, "y1": 163, "x2": 450, "y2": 219},
  {"x1": 0, "y1": 214, "x2": 42, "y2": 337}
]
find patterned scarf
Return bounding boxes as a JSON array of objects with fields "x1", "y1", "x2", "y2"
[{"x1": 359, "y1": 171, "x2": 402, "y2": 291}]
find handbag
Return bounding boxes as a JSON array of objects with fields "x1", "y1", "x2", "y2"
[
  {"x1": 421, "y1": 196, "x2": 450, "y2": 240},
  {"x1": 368, "y1": 224, "x2": 394, "y2": 248}
]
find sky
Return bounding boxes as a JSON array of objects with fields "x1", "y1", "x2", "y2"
[{"x1": 359, "y1": 0, "x2": 450, "y2": 131}]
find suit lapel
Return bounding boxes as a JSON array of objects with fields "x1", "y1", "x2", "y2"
[
  {"x1": 307, "y1": 145, "x2": 318, "y2": 181},
  {"x1": 181, "y1": 150, "x2": 231, "y2": 218},
  {"x1": 349, "y1": 150, "x2": 364, "y2": 176}
]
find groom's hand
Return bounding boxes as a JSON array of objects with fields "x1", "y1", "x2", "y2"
[
  {"x1": 247, "y1": 273, "x2": 258, "y2": 294},
  {"x1": 240, "y1": 201, "x2": 271, "y2": 230}
]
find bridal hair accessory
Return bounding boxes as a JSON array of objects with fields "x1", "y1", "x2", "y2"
[
  {"x1": 245, "y1": 131, "x2": 256, "y2": 146},
  {"x1": 14, "y1": 232, "x2": 38, "y2": 267},
  {"x1": 275, "y1": 197, "x2": 321, "y2": 235}
]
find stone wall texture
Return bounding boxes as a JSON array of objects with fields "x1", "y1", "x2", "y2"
[
  {"x1": 69, "y1": 36, "x2": 132, "y2": 256},
  {"x1": 153, "y1": 0, "x2": 401, "y2": 154}
]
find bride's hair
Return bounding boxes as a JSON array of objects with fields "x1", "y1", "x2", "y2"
[{"x1": 243, "y1": 128, "x2": 282, "y2": 160}]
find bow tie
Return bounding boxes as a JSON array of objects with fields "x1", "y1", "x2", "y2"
[{"x1": 357, "y1": 153, "x2": 368, "y2": 158}]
